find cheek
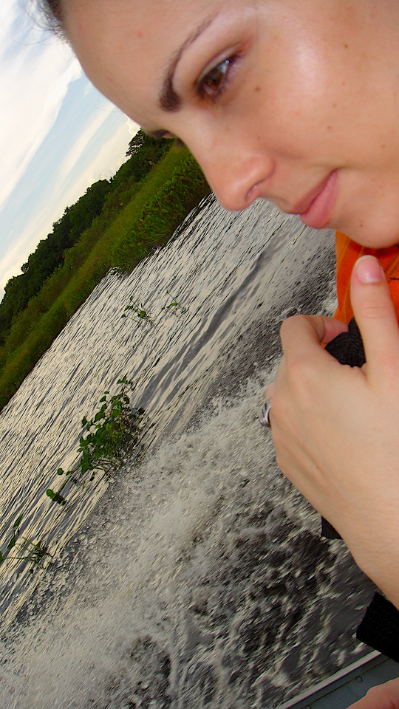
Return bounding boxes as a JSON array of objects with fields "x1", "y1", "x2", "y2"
[
  {"x1": 265, "y1": 43, "x2": 369, "y2": 153},
  {"x1": 289, "y1": 40, "x2": 332, "y2": 103},
  {"x1": 250, "y1": 61, "x2": 338, "y2": 156}
]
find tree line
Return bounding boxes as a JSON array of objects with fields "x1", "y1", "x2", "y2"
[
  {"x1": 0, "y1": 130, "x2": 170, "y2": 346},
  {"x1": 0, "y1": 135, "x2": 210, "y2": 410}
]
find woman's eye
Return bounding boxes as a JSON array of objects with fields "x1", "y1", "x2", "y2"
[{"x1": 197, "y1": 57, "x2": 235, "y2": 100}]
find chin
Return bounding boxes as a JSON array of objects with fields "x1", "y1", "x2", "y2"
[{"x1": 334, "y1": 215, "x2": 399, "y2": 250}]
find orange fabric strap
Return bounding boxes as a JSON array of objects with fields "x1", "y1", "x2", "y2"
[{"x1": 334, "y1": 231, "x2": 399, "y2": 323}]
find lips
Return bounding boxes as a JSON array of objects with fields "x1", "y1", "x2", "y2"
[{"x1": 296, "y1": 171, "x2": 338, "y2": 229}]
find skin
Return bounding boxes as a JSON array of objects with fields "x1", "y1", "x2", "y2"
[
  {"x1": 267, "y1": 257, "x2": 399, "y2": 608},
  {"x1": 347, "y1": 676, "x2": 399, "y2": 708},
  {"x1": 61, "y1": 2, "x2": 399, "y2": 704},
  {"x1": 64, "y1": 0, "x2": 399, "y2": 246}
]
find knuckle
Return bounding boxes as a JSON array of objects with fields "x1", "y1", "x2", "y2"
[
  {"x1": 272, "y1": 360, "x2": 317, "y2": 419},
  {"x1": 357, "y1": 299, "x2": 392, "y2": 320},
  {"x1": 286, "y1": 357, "x2": 316, "y2": 391},
  {"x1": 280, "y1": 314, "x2": 305, "y2": 336}
]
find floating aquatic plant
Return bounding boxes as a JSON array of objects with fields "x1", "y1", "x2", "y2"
[
  {"x1": 121, "y1": 299, "x2": 152, "y2": 322},
  {"x1": 0, "y1": 515, "x2": 53, "y2": 574},
  {"x1": 1, "y1": 377, "x2": 145, "y2": 577},
  {"x1": 122, "y1": 290, "x2": 187, "y2": 323},
  {"x1": 161, "y1": 290, "x2": 187, "y2": 315},
  {"x1": 47, "y1": 376, "x2": 145, "y2": 503}
]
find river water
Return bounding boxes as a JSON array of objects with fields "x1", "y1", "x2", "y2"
[{"x1": 0, "y1": 195, "x2": 375, "y2": 708}]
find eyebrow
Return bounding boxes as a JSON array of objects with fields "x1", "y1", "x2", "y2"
[{"x1": 159, "y1": 14, "x2": 217, "y2": 112}]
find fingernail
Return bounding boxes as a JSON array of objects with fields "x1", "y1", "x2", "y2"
[{"x1": 355, "y1": 255, "x2": 384, "y2": 284}]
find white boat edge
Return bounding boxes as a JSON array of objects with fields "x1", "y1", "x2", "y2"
[{"x1": 276, "y1": 651, "x2": 399, "y2": 709}]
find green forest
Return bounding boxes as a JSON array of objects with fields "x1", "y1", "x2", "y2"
[{"x1": 0, "y1": 131, "x2": 211, "y2": 411}]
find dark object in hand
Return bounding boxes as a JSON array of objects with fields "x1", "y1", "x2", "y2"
[{"x1": 325, "y1": 317, "x2": 366, "y2": 367}]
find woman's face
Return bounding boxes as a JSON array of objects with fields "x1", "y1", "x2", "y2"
[{"x1": 65, "y1": 0, "x2": 399, "y2": 248}]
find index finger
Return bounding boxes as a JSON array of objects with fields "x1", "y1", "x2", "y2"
[{"x1": 280, "y1": 314, "x2": 348, "y2": 364}]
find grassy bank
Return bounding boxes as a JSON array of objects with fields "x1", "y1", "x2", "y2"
[{"x1": 0, "y1": 146, "x2": 210, "y2": 411}]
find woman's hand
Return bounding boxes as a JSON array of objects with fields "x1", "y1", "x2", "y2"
[
  {"x1": 347, "y1": 676, "x2": 399, "y2": 708},
  {"x1": 267, "y1": 256, "x2": 399, "y2": 608}
]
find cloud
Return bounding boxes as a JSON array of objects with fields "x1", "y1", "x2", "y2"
[
  {"x1": 0, "y1": 94, "x2": 138, "y2": 294},
  {"x1": 0, "y1": 1, "x2": 140, "y2": 299},
  {"x1": 55, "y1": 105, "x2": 116, "y2": 186},
  {"x1": 59, "y1": 116, "x2": 140, "y2": 192},
  {"x1": 0, "y1": 1, "x2": 81, "y2": 210}
]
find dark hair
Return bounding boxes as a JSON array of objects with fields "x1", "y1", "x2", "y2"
[{"x1": 35, "y1": 0, "x2": 66, "y2": 38}]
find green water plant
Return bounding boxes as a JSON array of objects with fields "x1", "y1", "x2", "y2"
[
  {"x1": 121, "y1": 299, "x2": 152, "y2": 322},
  {"x1": 121, "y1": 290, "x2": 187, "y2": 323},
  {"x1": 4, "y1": 514, "x2": 23, "y2": 553},
  {"x1": 7, "y1": 538, "x2": 53, "y2": 574},
  {"x1": 161, "y1": 290, "x2": 187, "y2": 315},
  {"x1": 47, "y1": 376, "x2": 144, "y2": 503},
  {"x1": 45, "y1": 489, "x2": 67, "y2": 505},
  {"x1": 0, "y1": 515, "x2": 53, "y2": 573}
]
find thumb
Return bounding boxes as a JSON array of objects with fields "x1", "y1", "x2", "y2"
[{"x1": 350, "y1": 255, "x2": 399, "y2": 372}]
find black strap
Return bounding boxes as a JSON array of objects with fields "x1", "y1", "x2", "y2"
[
  {"x1": 321, "y1": 318, "x2": 399, "y2": 662},
  {"x1": 325, "y1": 317, "x2": 366, "y2": 368}
]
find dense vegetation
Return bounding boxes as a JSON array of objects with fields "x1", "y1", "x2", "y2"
[
  {"x1": 0, "y1": 132, "x2": 211, "y2": 411},
  {"x1": 0, "y1": 130, "x2": 170, "y2": 346}
]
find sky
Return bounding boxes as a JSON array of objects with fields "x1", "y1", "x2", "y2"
[{"x1": 0, "y1": 0, "x2": 139, "y2": 300}]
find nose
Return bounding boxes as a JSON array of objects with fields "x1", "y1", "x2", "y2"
[{"x1": 187, "y1": 130, "x2": 275, "y2": 212}]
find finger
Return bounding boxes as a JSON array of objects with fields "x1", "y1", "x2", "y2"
[
  {"x1": 280, "y1": 314, "x2": 347, "y2": 364},
  {"x1": 319, "y1": 316, "x2": 349, "y2": 344},
  {"x1": 350, "y1": 255, "x2": 399, "y2": 373},
  {"x1": 347, "y1": 677, "x2": 399, "y2": 709}
]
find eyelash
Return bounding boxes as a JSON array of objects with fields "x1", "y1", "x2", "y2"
[{"x1": 196, "y1": 53, "x2": 240, "y2": 101}]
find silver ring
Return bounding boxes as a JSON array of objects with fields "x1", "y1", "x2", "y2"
[{"x1": 259, "y1": 400, "x2": 272, "y2": 428}]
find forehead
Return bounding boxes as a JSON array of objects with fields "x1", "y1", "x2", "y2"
[
  {"x1": 64, "y1": 0, "x2": 354, "y2": 128},
  {"x1": 65, "y1": 0, "x2": 230, "y2": 121}
]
